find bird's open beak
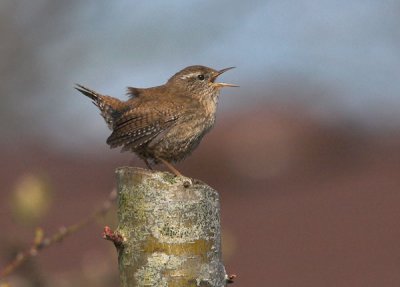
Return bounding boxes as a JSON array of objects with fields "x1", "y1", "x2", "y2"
[{"x1": 212, "y1": 67, "x2": 239, "y2": 88}]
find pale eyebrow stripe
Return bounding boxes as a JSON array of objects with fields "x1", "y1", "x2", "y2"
[{"x1": 180, "y1": 72, "x2": 198, "y2": 80}]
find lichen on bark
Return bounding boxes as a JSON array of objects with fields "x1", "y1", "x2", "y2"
[{"x1": 115, "y1": 167, "x2": 227, "y2": 287}]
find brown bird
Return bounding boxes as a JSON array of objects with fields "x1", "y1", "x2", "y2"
[{"x1": 76, "y1": 65, "x2": 237, "y2": 176}]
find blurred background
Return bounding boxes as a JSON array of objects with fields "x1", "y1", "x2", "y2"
[{"x1": 1, "y1": 0, "x2": 400, "y2": 286}]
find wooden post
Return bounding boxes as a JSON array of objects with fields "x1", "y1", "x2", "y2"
[{"x1": 114, "y1": 167, "x2": 228, "y2": 287}]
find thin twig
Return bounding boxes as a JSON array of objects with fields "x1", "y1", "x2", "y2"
[
  {"x1": 226, "y1": 274, "x2": 237, "y2": 284},
  {"x1": 0, "y1": 189, "x2": 117, "y2": 279},
  {"x1": 102, "y1": 226, "x2": 124, "y2": 249}
]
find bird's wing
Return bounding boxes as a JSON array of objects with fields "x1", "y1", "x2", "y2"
[
  {"x1": 106, "y1": 104, "x2": 181, "y2": 150},
  {"x1": 126, "y1": 85, "x2": 166, "y2": 99},
  {"x1": 126, "y1": 87, "x2": 145, "y2": 98}
]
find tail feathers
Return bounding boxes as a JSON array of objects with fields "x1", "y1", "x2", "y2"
[
  {"x1": 75, "y1": 84, "x2": 100, "y2": 101},
  {"x1": 75, "y1": 84, "x2": 123, "y2": 129}
]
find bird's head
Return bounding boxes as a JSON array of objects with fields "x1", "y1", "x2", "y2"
[{"x1": 168, "y1": 65, "x2": 238, "y2": 98}]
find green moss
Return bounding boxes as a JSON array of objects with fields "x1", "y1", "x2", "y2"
[{"x1": 162, "y1": 173, "x2": 178, "y2": 184}]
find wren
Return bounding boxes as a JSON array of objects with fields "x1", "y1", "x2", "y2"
[{"x1": 76, "y1": 65, "x2": 237, "y2": 176}]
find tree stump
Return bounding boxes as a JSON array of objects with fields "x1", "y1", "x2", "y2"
[{"x1": 115, "y1": 167, "x2": 228, "y2": 287}]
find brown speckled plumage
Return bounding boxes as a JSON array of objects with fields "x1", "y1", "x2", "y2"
[{"x1": 76, "y1": 65, "x2": 237, "y2": 175}]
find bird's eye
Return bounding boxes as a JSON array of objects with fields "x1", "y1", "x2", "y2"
[{"x1": 197, "y1": 74, "x2": 205, "y2": 80}]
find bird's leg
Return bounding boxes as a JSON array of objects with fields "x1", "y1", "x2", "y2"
[
  {"x1": 157, "y1": 157, "x2": 183, "y2": 177},
  {"x1": 143, "y1": 158, "x2": 153, "y2": 170}
]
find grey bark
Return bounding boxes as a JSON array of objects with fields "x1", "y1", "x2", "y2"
[{"x1": 115, "y1": 167, "x2": 228, "y2": 287}]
